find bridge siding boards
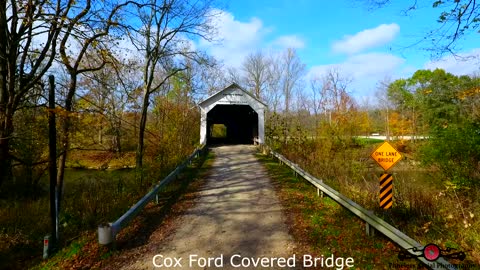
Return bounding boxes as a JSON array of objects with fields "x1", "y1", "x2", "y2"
[{"x1": 198, "y1": 83, "x2": 267, "y2": 145}]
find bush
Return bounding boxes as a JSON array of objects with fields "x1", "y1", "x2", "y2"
[{"x1": 420, "y1": 121, "x2": 480, "y2": 187}]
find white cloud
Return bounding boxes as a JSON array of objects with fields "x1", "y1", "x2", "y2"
[
  {"x1": 424, "y1": 49, "x2": 480, "y2": 75},
  {"x1": 198, "y1": 10, "x2": 306, "y2": 68},
  {"x1": 271, "y1": 35, "x2": 305, "y2": 49},
  {"x1": 332, "y1": 23, "x2": 400, "y2": 55},
  {"x1": 309, "y1": 53, "x2": 405, "y2": 79},
  {"x1": 198, "y1": 10, "x2": 265, "y2": 67},
  {"x1": 308, "y1": 53, "x2": 405, "y2": 97}
]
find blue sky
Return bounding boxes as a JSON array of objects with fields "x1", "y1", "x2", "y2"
[{"x1": 198, "y1": 0, "x2": 480, "y2": 100}]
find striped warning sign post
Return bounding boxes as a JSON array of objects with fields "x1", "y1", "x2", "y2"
[
  {"x1": 379, "y1": 173, "x2": 393, "y2": 209},
  {"x1": 370, "y1": 142, "x2": 402, "y2": 209}
]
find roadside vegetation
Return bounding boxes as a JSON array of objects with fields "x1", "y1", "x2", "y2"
[
  {"x1": 258, "y1": 153, "x2": 408, "y2": 269},
  {"x1": 22, "y1": 151, "x2": 211, "y2": 270},
  {"x1": 265, "y1": 69, "x2": 480, "y2": 266}
]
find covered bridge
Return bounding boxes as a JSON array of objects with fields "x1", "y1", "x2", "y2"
[{"x1": 199, "y1": 83, "x2": 267, "y2": 145}]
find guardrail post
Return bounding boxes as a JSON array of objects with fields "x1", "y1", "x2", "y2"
[
  {"x1": 98, "y1": 223, "x2": 114, "y2": 246},
  {"x1": 317, "y1": 180, "x2": 324, "y2": 198},
  {"x1": 365, "y1": 211, "x2": 376, "y2": 237},
  {"x1": 366, "y1": 222, "x2": 376, "y2": 237},
  {"x1": 155, "y1": 193, "x2": 159, "y2": 204}
]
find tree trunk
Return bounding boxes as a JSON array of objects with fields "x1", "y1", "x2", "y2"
[
  {"x1": 0, "y1": 4, "x2": 11, "y2": 187},
  {"x1": 113, "y1": 127, "x2": 122, "y2": 154},
  {"x1": 385, "y1": 107, "x2": 390, "y2": 141},
  {"x1": 48, "y1": 75, "x2": 58, "y2": 247},
  {"x1": 56, "y1": 76, "x2": 76, "y2": 215},
  {"x1": 136, "y1": 90, "x2": 149, "y2": 183},
  {"x1": 0, "y1": 132, "x2": 11, "y2": 188},
  {"x1": 0, "y1": 113, "x2": 13, "y2": 187}
]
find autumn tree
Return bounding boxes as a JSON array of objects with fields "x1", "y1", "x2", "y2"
[
  {"x1": 387, "y1": 78, "x2": 422, "y2": 140},
  {"x1": 77, "y1": 56, "x2": 141, "y2": 153},
  {"x1": 54, "y1": 0, "x2": 134, "y2": 213},
  {"x1": 0, "y1": 0, "x2": 73, "y2": 187},
  {"x1": 127, "y1": 0, "x2": 216, "y2": 181},
  {"x1": 386, "y1": 69, "x2": 480, "y2": 186},
  {"x1": 360, "y1": 97, "x2": 377, "y2": 136},
  {"x1": 149, "y1": 72, "x2": 200, "y2": 171}
]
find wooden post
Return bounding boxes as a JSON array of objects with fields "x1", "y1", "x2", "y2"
[
  {"x1": 366, "y1": 211, "x2": 376, "y2": 236},
  {"x1": 366, "y1": 222, "x2": 376, "y2": 237},
  {"x1": 48, "y1": 75, "x2": 58, "y2": 253}
]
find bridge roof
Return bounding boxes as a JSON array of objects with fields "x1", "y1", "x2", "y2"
[{"x1": 198, "y1": 82, "x2": 268, "y2": 109}]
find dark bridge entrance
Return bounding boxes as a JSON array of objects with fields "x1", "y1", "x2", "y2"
[{"x1": 207, "y1": 104, "x2": 259, "y2": 145}]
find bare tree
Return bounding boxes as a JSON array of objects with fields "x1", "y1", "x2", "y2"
[
  {"x1": 311, "y1": 68, "x2": 354, "y2": 126},
  {"x1": 242, "y1": 50, "x2": 270, "y2": 99},
  {"x1": 196, "y1": 58, "x2": 228, "y2": 98},
  {"x1": 265, "y1": 53, "x2": 283, "y2": 112},
  {"x1": 323, "y1": 68, "x2": 353, "y2": 114},
  {"x1": 295, "y1": 88, "x2": 310, "y2": 112},
  {"x1": 280, "y1": 48, "x2": 305, "y2": 113},
  {"x1": 376, "y1": 76, "x2": 393, "y2": 140},
  {"x1": 226, "y1": 66, "x2": 243, "y2": 87},
  {"x1": 310, "y1": 76, "x2": 328, "y2": 130}
]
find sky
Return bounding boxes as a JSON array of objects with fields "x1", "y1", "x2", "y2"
[{"x1": 197, "y1": 0, "x2": 480, "y2": 101}]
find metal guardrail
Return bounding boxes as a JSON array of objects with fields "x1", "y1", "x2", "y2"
[
  {"x1": 264, "y1": 146, "x2": 456, "y2": 270},
  {"x1": 99, "y1": 145, "x2": 207, "y2": 245}
]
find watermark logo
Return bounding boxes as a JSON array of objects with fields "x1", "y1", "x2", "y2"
[{"x1": 398, "y1": 243, "x2": 466, "y2": 261}]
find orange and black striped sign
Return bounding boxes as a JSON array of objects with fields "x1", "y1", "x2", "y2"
[{"x1": 380, "y1": 173, "x2": 393, "y2": 209}]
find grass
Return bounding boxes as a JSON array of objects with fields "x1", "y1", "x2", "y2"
[
  {"x1": 355, "y1": 137, "x2": 385, "y2": 145},
  {"x1": 0, "y1": 168, "x2": 139, "y2": 270},
  {"x1": 66, "y1": 150, "x2": 135, "y2": 169}
]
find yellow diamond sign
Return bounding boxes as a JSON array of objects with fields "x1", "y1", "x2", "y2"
[{"x1": 370, "y1": 141, "x2": 402, "y2": 171}]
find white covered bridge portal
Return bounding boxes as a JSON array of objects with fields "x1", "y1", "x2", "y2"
[{"x1": 199, "y1": 83, "x2": 267, "y2": 145}]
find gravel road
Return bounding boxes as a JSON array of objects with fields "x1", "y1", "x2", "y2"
[{"x1": 119, "y1": 145, "x2": 297, "y2": 270}]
